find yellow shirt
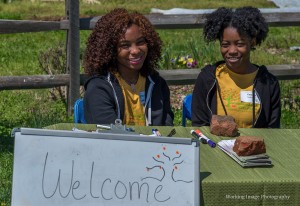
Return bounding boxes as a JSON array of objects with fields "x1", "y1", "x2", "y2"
[
  {"x1": 216, "y1": 64, "x2": 260, "y2": 128},
  {"x1": 115, "y1": 73, "x2": 146, "y2": 126}
]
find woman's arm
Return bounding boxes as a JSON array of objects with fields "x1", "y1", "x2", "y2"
[
  {"x1": 191, "y1": 70, "x2": 211, "y2": 126},
  {"x1": 162, "y1": 78, "x2": 174, "y2": 126},
  {"x1": 268, "y1": 79, "x2": 281, "y2": 128},
  {"x1": 84, "y1": 78, "x2": 119, "y2": 124}
]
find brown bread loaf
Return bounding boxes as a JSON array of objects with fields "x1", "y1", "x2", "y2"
[
  {"x1": 210, "y1": 115, "x2": 238, "y2": 137},
  {"x1": 233, "y1": 136, "x2": 266, "y2": 156}
]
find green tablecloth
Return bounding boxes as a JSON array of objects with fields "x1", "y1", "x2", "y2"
[{"x1": 45, "y1": 124, "x2": 300, "y2": 206}]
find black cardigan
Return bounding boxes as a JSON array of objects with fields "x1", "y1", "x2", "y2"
[
  {"x1": 84, "y1": 72, "x2": 174, "y2": 126},
  {"x1": 192, "y1": 61, "x2": 281, "y2": 128}
]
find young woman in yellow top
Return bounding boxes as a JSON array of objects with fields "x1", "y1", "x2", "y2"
[
  {"x1": 83, "y1": 8, "x2": 174, "y2": 126},
  {"x1": 192, "y1": 7, "x2": 281, "y2": 128}
]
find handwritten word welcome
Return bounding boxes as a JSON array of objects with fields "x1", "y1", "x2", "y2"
[{"x1": 42, "y1": 152, "x2": 170, "y2": 203}]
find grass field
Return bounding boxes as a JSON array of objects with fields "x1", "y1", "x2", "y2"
[
  {"x1": 0, "y1": 0, "x2": 300, "y2": 205},
  {"x1": 0, "y1": 0, "x2": 276, "y2": 19}
]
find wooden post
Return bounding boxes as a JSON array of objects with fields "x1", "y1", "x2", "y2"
[{"x1": 66, "y1": 0, "x2": 80, "y2": 116}]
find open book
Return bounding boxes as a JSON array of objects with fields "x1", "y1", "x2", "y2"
[{"x1": 217, "y1": 139, "x2": 273, "y2": 167}]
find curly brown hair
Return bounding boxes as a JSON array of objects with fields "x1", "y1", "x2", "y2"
[{"x1": 84, "y1": 8, "x2": 162, "y2": 77}]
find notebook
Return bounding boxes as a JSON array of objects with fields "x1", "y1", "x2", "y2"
[{"x1": 218, "y1": 139, "x2": 273, "y2": 167}]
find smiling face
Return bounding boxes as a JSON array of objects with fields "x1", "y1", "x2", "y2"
[
  {"x1": 220, "y1": 27, "x2": 255, "y2": 74},
  {"x1": 117, "y1": 24, "x2": 148, "y2": 75}
]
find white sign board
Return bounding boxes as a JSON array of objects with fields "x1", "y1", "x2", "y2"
[{"x1": 12, "y1": 128, "x2": 200, "y2": 206}]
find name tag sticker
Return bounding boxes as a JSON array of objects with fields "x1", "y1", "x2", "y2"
[
  {"x1": 139, "y1": 91, "x2": 145, "y2": 105},
  {"x1": 240, "y1": 91, "x2": 260, "y2": 104}
]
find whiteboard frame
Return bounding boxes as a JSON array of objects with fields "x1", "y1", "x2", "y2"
[
  {"x1": 18, "y1": 127, "x2": 196, "y2": 145},
  {"x1": 12, "y1": 127, "x2": 200, "y2": 206}
]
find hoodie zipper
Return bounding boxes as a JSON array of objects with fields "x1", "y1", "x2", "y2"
[
  {"x1": 206, "y1": 79, "x2": 217, "y2": 116},
  {"x1": 252, "y1": 77, "x2": 262, "y2": 127},
  {"x1": 145, "y1": 76, "x2": 155, "y2": 126},
  {"x1": 107, "y1": 73, "x2": 121, "y2": 119}
]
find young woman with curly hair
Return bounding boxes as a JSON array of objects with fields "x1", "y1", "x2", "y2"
[
  {"x1": 83, "y1": 8, "x2": 174, "y2": 126},
  {"x1": 192, "y1": 6, "x2": 281, "y2": 128}
]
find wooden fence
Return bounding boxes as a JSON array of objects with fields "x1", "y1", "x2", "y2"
[
  {"x1": 1, "y1": 1, "x2": 300, "y2": 113},
  {"x1": 1, "y1": 65, "x2": 300, "y2": 90}
]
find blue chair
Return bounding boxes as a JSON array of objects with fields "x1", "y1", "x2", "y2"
[
  {"x1": 182, "y1": 94, "x2": 192, "y2": 126},
  {"x1": 74, "y1": 98, "x2": 87, "y2": 123}
]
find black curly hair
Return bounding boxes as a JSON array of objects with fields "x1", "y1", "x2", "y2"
[
  {"x1": 84, "y1": 8, "x2": 162, "y2": 77},
  {"x1": 203, "y1": 7, "x2": 269, "y2": 47}
]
